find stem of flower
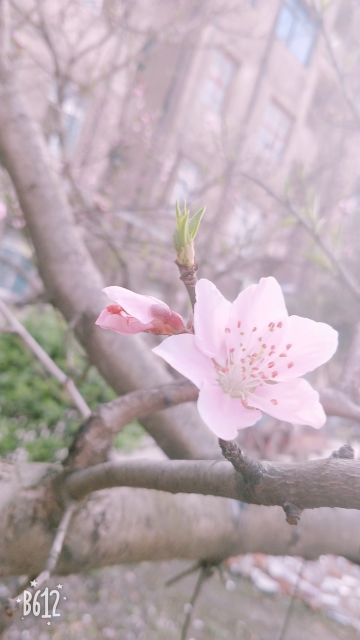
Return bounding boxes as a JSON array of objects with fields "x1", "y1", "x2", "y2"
[
  {"x1": 218, "y1": 438, "x2": 264, "y2": 485},
  {"x1": 175, "y1": 260, "x2": 198, "y2": 311}
]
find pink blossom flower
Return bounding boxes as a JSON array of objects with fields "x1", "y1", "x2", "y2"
[
  {"x1": 153, "y1": 278, "x2": 338, "y2": 439},
  {"x1": 96, "y1": 286, "x2": 186, "y2": 336}
]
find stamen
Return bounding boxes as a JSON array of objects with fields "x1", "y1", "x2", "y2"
[
  {"x1": 288, "y1": 362, "x2": 294, "y2": 368},
  {"x1": 271, "y1": 399, "x2": 278, "y2": 405}
]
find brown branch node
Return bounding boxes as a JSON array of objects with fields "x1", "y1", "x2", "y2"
[
  {"x1": 283, "y1": 502, "x2": 303, "y2": 526},
  {"x1": 218, "y1": 438, "x2": 263, "y2": 485},
  {"x1": 331, "y1": 443, "x2": 355, "y2": 459},
  {"x1": 175, "y1": 260, "x2": 198, "y2": 309}
]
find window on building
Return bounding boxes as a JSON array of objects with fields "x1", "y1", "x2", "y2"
[
  {"x1": 201, "y1": 49, "x2": 237, "y2": 113},
  {"x1": 276, "y1": 0, "x2": 318, "y2": 65},
  {"x1": 0, "y1": 238, "x2": 34, "y2": 299},
  {"x1": 48, "y1": 83, "x2": 85, "y2": 154},
  {"x1": 170, "y1": 158, "x2": 202, "y2": 204},
  {"x1": 257, "y1": 101, "x2": 293, "y2": 163},
  {"x1": 61, "y1": 89, "x2": 85, "y2": 149},
  {"x1": 228, "y1": 200, "x2": 262, "y2": 239}
]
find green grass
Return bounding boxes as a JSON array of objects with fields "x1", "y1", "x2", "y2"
[{"x1": 0, "y1": 306, "x2": 143, "y2": 462}]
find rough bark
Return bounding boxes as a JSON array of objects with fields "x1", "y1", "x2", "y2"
[
  {"x1": 66, "y1": 381, "x2": 198, "y2": 468},
  {"x1": 1, "y1": 461, "x2": 360, "y2": 578},
  {"x1": 0, "y1": 70, "x2": 217, "y2": 460},
  {"x1": 64, "y1": 456, "x2": 360, "y2": 511}
]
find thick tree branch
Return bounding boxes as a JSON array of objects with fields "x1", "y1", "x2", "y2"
[
  {"x1": 66, "y1": 380, "x2": 198, "y2": 468},
  {"x1": 63, "y1": 455, "x2": 360, "y2": 512},
  {"x1": 2, "y1": 461, "x2": 360, "y2": 579},
  {"x1": 0, "y1": 67, "x2": 217, "y2": 460}
]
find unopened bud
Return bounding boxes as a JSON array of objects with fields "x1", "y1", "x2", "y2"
[{"x1": 174, "y1": 202, "x2": 205, "y2": 268}]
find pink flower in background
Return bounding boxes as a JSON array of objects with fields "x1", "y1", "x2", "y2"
[
  {"x1": 153, "y1": 278, "x2": 338, "y2": 439},
  {"x1": 96, "y1": 286, "x2": 186, "y2": 336}
]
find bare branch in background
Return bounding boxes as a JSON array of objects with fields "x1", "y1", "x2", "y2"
[
  {"x1": 240, "y1": 172, "x2": 360, "y2": 301},
  {"x1": 310, "y1": 0, "x2": 360, "y2": 130},
  {"x1": 0, "y1": 298, "x2": 91, "y2": 418}
]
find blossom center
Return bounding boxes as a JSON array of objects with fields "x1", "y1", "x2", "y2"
[{"x1": 214, "y1": 320, "x2": 294, "y2": 401}]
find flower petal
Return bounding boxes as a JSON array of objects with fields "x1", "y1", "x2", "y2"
[
  {"x1": 197, "y1": 382, "x2": 262, "y2": 439},
  {"x1": 228, "y1": 277, "x2": 288, "y2": 354},
  {"x1": 231, "y1": 277, "x2": 287, "y2": 329},
  {"x1": 153, "y1": 334, "x2": 214, "y2": 387},
  {"x1": 247, "y1": 378, "x2": 326, "y2": 428},
  {"x1": 95, "y1": 307, "x2": 149, "y2": 334},
  {"x1": 194, "y1": 279, "x2": 231, "y2": 358},
  {"x1": 275, "y1": 316, "x2": 338, "y2": 380},
  {"x1": 103, "y1": 286, "x2": 168, "y2": 323}
]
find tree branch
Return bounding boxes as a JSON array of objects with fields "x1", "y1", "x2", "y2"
[
  {"x1": 64, "y1": 454, "x2": 360, "y2": 513},
  {"x1": 240, "y1": 172, "x2": 360, "y2": 301},
  {"x1": 66, "y1": 378, "x2": 360, "y2": 469},
  {"x1": 2, "y1": 460, "x2": 360, "y2": 579},
  {"x1": 0, "y1": 65, "x2": 217, "y2": 460},
  {"x1": 0, "y1": 298, "x2": 91, "y2": 419},
  {"x1": 66, "y1": 380, "x2": 198, "y2": 468}
]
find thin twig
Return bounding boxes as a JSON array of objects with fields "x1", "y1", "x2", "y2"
[
  {"x1": 176, "y1": 261, "x2": 198, "y2": 311},
  {"x1": 277, "y1": 559, "x2": 306, "y2": 640},
  {"x1": 3, "y1": 501, "x2": 77, "y2": 620},
  {"x1": 240, "y1": 172, "x2": 360, "y2": 301},
  {"x1": 36, "y1": 501, "x2": 77, "y2": 583},
  {"x1": 0, "y1": 299, "x2": 91, "y2": 419},
  {"x1": 166, "y1": 561, "x2": 201, "y2": 587},
  {"x1": 180, "y1": 563, "x2": 213, "y2": 640}
]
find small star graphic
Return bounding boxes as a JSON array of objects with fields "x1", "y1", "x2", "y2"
[
  {"x1": 47, "y1": 621, "x2": 51, "y2": 626},
  {"x1": 16, "y1": 597, "x2": 22, "y2": 603},
  {"x1": 63, "y1": 596, "x2": 67, "y2": 600},
  {"x1": 21, "y1": 617, "x2": 24, "y2": 621},
  {"x1": 56, "y1": 583, "x2": 63, "y2": 589},
  {"x1": 30, "y1": 580, "x2": 38, "y2": 588}
]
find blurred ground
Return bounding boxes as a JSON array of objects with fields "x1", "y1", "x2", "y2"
[{"x1": 3, "y1": 560, "x2": 359, "y2": 640}]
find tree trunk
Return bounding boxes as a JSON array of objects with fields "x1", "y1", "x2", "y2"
[{"x1": 0, "y1": 70, "x2": 217, "y2": 460}]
